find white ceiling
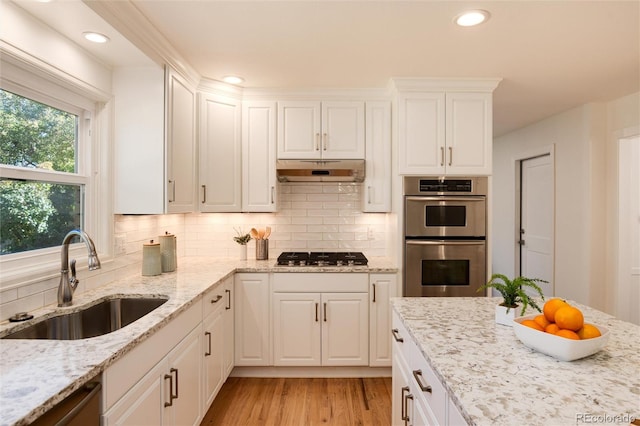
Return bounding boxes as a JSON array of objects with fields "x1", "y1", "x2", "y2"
[{"x1": 13, "y1": 0, "x2": 640, "y2": 137}]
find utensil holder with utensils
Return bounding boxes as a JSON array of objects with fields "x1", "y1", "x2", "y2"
[{"x1": 252, "y1": 226, "x2": 271, "y2": 260}]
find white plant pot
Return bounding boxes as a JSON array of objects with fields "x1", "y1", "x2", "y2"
[
  {"x1": 495, "y1": 304, "x2": 518, "y2": 326},
  {"x1": 238, "y1": 244, "x2": 247, "y2": 260}
]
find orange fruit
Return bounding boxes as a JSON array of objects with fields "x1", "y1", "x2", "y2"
[
  {"x1": 543, "y1": 298, "x2": 568, "y2": 323},
  {"x1": 545, "y1": 323, "x2": 560, "y2": 335},
  {"x1": 534, "y1": 314, "x2": 551, "y2": 329},
  {"x1": 521, "y1": 319, "x2": 544, "y2": 331},
  {"x1": 577, "y1": 324, "x2": 601, "y2": 339},
  {"x1": 554, "y1": 306, "x2": 584, "y2": 331},
  {"x1": 556, "y1": 329, "x2": 580, "y2": 340}
]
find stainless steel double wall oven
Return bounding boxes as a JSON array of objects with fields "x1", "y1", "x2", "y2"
[{"x1": 404, "y1": 177, "x2": 487, "y2": 297}]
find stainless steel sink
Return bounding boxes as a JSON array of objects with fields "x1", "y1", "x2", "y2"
[{"x1": 2, "y1": 297, "x2": 168, "y2": 340}]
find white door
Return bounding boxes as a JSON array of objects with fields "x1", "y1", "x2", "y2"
[
  {"x1": 272, "y1": 292, "x2": 321, "y2": 366},
  {"x1": 617, "y1": 135, "x2": 640, "y2": 325},
  {"x1": 202, "y1": 312, "x2": 224, "y2": 409},
  {"x1": 321, "y1": 293, "x2": 369, "y2": 366},
  {"x1": 277, "y1": 101, "x2": 321, "y2": 159},
  {"x1": 234, "y1": 273, "x2": 271, "y2": 366},
  {"x1": 519, "y1": 154, "x2": 554, "y2": 297},
  {"x1": 168, "y1": 326, "x2": 202, "y2": 426}
]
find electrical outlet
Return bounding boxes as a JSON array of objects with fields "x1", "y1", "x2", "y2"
[
  {"x1": 114, "y1": 235, "x2": 126, "y2": 256},
  {"x1": 367, "y1": 227, "x2": 375, "y2": 240}
]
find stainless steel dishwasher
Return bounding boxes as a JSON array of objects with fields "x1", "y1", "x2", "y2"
[{"x1": 31, "y1": 379, "x2": 101, "y2": 426}]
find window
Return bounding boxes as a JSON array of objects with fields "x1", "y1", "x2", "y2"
[{"x1": 0, "y1": 89, "x2": 88, "y2": 255}]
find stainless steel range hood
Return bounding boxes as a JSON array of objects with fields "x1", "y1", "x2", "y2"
[{"x1": 276, "y1": 160, "x2": 365, "y2": 182}]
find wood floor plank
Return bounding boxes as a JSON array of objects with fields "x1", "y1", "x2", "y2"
[{"x1": 201, "y1": 377, "x2": 391, "y2": 426}]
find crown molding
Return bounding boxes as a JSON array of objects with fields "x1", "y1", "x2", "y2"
[
  {"x1": 390, "y1": 77, "x2": 502, "y2": 93},
  {"x1": 83, "y1": 0, "x2": 200, "y2": 87}
]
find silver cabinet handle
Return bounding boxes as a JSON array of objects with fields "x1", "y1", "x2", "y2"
[
  {"x1": 401, "y1": 386, "x2": 410, "y2": 422},
  {"x1": 168, "y1": 180, "x2": 176, "y2": 203},
  {"x1": 323, "y1": 133, "x2": 327, "y2": 151},
  {"x1": 164, "y1": 372, "x2": 174, "y2": 407},
  {"x1": 449, "y1": 146, "x2": 453, "y2": 166},
  {"x1": 391, "y1": 328, "x2": 404, "y2": 342},
  {"x1": 405, "y1": 393, "x2": 414, "y2": 425},
  {"x1": 372, "y1": 283, "x2": 376, "y2": 303},
  {"x1": 323, "y1": 302, "x2": 327, "y2": 322},
  {"x1": 271, "y1": 186, "x2": 275, "y2": 204},
  {"x1": 211, "y1": 294, "x2": 223, "y2": 304},
  {"x1": 202, "y1": 185, "x2": 206, "y2": 204},
  {"x1": 367, "y1": 186, "x2": 373, "y2": 204},
  {"x1": 225, "y1": 289, "x2": 231, "y2": 310},
  {"x1": 315, "y1": 302, "x2": 319, "y2": 322},
  {"x1": 204, "y1": 331, "x2": 212, "y2": 356},
  {"x1": 413, "y1": 369, "x2": 432, "y2": 393},
  {"x1": 440, "y1": 147, "x2": 445, "y2": 166},
  {"x1": 315, "y1": 133, "x2": 320, "y2": 151}
]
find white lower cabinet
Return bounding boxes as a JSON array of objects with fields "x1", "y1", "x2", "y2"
[
  {"x1": 392, "y1": 311, "x2": 466, "y2": 426},
  {"x1": 222, "y1": 278, "x2": 234, "y2": 377},
  {"x1": 202, "y1": 282, "x2": 227, "y2": 410},
  {"x1": 103, "y1": 324, "x2": 202, "y2": 426},
  {"x1": 272, "y1": 273, "x2": 369, "y2": 367},
  {"x1": 369, "y1": 273, "x2": 397, "y2": 366},
  {"x1": 234, "y1": 273, "x2": 271, "y2": 366}
]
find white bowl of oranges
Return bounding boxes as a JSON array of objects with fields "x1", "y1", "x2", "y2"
[{"x1": 513, "y1": 298, "x2": 610, "y2": 361}]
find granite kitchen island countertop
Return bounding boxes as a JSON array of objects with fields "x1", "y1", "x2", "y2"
[
  {"x1": 391, "y1": 297, "x2": 640, "y2": 426},
  {"x1": 0, "y1": 256, "x2": 397, "y2": 426}
]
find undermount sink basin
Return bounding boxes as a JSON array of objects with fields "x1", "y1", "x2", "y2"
[{"x1": 2, "y1": 296, "x2": 169, "y2": 340}]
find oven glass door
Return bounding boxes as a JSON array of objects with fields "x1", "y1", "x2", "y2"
[
  {"x1": 404, "y1": 240, "x2": 486, "y2": 297},
  {"x1": 405, "y1": 196, "x2": 486, "y2": 238}
]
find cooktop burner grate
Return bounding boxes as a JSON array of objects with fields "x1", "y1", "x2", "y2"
[{"x1": 277, "y1": 251, "x2": 368, "y2": 266}]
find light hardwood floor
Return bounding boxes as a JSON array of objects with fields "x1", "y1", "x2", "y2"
[{"x1": 201, "y1": 377, "x2": 392, "y2": 426}]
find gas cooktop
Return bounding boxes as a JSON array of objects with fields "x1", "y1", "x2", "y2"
[{"x1": 276, "y1": 252, "x2": 368, "y2": 267}]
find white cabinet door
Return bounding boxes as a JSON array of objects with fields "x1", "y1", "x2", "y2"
[
  {"x1": 166, "y1": 67, "x2": 197, "y2": 213},
  {"x1": 103, "y1": 359, "x2": 168, "y2": 426},
  {"x1": 398, "y1": 92, "x2": 446, "y2": 175},
  {"x1": 234, "y1": 273, "x2": 271, "y2": 366},
  {"x1": 277, "y1": 101, "x2": 321, "y2": 159},
  {"x1": 199, "y1": 93, "x2": 241, "y2": 212},
  {"x1": 369, "y1": 273, "x2": 397, "y2": 367},
  {"x1": 242, "y1": 101, "x2": 277, "y2": 212},
  {"x1": 445, "y1": 92, "x2": 492, "y2": 175},
  {"x1": 202, "y1": 311, "x2": 224, "y2": 410},
  {"x1": 363, "y1": 101, "x2": 391, "y2": 212},
  {"x1": 222, "y1": 279, "x2": 235, "y2": 378},
  {"x1": 321, "y1": 101, "x2": 365, "y2": 159},
  {"x1": 272, "y1": 292, "x2": 322, "y2": 366},
  {"x1": 321, "y1": 292, "x2": 369, "y2": 366},
  {"x1": 166, "y1": 325, "x2": 202, "y2": 426}
]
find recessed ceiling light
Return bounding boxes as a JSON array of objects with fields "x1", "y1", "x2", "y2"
[
  {"x1": 455, "y1": 10, "x2": 490, "y2": 27},
  {"x1": 82, "y1": 32, "x2": 110, "y2": 43},
  {"x1": 222, "y1": 76, "x2": 244, "y2": 85}
]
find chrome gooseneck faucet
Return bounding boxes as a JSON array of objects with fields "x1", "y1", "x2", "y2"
[{"x1": 58, "y1": 229, "x2": 101, "y2": 307}]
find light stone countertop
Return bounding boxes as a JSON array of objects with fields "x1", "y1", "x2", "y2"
[
  {"x1": 0, "y1": 256, "x2": 396, "y2": 426},
  {"x1": 391, "y1": 297, "x2": 640, "y2": 426}
]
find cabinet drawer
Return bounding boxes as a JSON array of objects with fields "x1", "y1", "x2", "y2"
[
  {"x1": 273, "y1": 273, "x2": 367, "y2": 292},
  {"x1": 202, "y1": 278, "x2": 229, "y2": 319}
]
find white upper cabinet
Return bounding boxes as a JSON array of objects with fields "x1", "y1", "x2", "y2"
[
  {"x1": 198, "y1": 92, "x2": 242, "y2": 212},
  {"x1": 396, "y1": 78, "x2": 499, "y2": 176},
  {"x1": 166, "y1": 67, "x2": 197, "y2": 213},
  {"x1": 363, "y1": 101, "x2": 391, "y2": 212},
  {"x1": 113, "y1": 65, "x2": 196, "y2": 214},
  {"x1": 242, "y1": 101, "x2": 277, "y2": 212},
  {"x1": 277, "y1": 101, "x2": 365, "y2": 159}
]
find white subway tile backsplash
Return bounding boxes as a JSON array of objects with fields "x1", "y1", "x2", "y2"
[{"x1": 3, "y1": 182, "x2": 391, "y2": 319}]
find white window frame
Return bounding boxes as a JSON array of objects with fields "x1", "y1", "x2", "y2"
[{"x1": 0, "y1": 56, "x2": 108, "y2": 289}]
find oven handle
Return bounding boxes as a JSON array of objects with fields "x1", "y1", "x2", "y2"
[
  {"x1": 405, "y1": 196, "x2": 485, "y2": 202},
  {"x1": 405, "y1": 240, "x2": 485, "y2": 246}
]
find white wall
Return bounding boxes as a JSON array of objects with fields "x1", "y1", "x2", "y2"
[{"x1": 493, "y1": 92, "x2": 639, "y2": 315}]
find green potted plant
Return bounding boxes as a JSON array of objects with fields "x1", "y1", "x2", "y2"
[
  {"x1": 477, "y1": 273, "x2": 547, "y2": 326},
  {"x1": 233, "y1": 228, "x2": 251, "y2": 260}
]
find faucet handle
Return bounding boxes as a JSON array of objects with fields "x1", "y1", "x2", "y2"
[{"x1": 69, "y1": 259, "x2": 79, "y2": 290}]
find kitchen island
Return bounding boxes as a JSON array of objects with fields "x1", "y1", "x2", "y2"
[
  {"x1": 391, "y1": 297, "x2": 639, "y2": 426},
  {"x1": 0, "y1": 256, "x2": 396, "y2": 426}
]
